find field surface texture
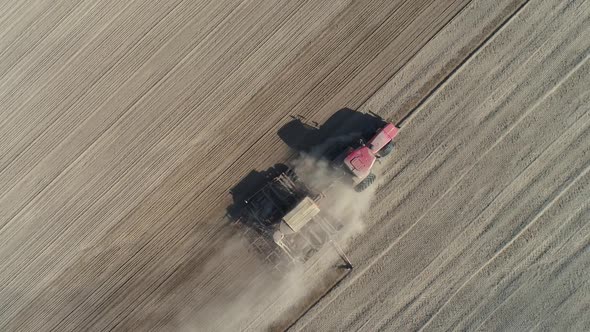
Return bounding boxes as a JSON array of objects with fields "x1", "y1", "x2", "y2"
[{"x1": 0, "y1": 0, "x2": 587, "y2": 331}]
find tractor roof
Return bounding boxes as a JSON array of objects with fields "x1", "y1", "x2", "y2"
[{"x1": 344, "y1": 146, "x2": 375, "y2": 179}]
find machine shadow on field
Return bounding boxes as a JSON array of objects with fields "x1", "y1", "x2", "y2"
[
  {"x1": 227, "y1": 163, "x2": 290, "y2": 221},
  {"x1": 277, "y1": 108, "x2": 387, "y2": 156},
  {"x1": 226, "y1": 163, "x2": 294, "y2": 269}
]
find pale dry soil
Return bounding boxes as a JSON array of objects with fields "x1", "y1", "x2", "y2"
[
  {"x1": 0, "y1": 0, "x2": 587, "y2": 331},
  {"x1": 296, "y1": 0, "x2": 590, "y2": 330}
]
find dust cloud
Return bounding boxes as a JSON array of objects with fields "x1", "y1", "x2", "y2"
[
  {"x1": 178, "y1": 236, "x2": 308, "y2": 332},
  {"x1": 183, "y1": 146, "x2": 378, "y2": 331},
  {"x1": 291, "y1": 150, "x2": 378, "y2": 242}
]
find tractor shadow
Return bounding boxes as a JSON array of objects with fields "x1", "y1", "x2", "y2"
[{"x1": 277, "y1": 107, "x2": 387, "y2": 156}]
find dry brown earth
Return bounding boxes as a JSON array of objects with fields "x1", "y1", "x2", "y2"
[{"x1": 0, "y1": 0, "x2": 587, "y2": 331}]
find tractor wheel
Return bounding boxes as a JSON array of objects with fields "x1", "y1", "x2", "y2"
[
  {"x1": 355, "y1": 173, "x2": 376, "y2": 192},
  {"x1": 379, "y1": 141, "x2": 395, "y2": 157}
]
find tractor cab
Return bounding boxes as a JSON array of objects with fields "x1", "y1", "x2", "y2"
[{"x1": 342, "y1": 123, "x2": 399, "y2": 186}]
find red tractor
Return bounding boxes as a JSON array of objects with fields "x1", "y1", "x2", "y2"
[{"x1": 331, "y1": 123, "x2": 399, "y2": 192}]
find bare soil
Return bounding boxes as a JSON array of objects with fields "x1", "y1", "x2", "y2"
[{"x1": 0, "y1": 0, "x2": 587, "y2": 331}]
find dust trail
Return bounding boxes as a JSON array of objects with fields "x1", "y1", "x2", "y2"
[
  {"x1": 181, "y1": 141, "x2": 379, "y2": 331},
  {"x1": 291, "y1": 146, "x2": 379, "y2": 243},
  {"x1": 177, "y1": 234, "x2": 308, "y2": 332}
]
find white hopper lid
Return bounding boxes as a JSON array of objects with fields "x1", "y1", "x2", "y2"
[{"x1": 282, "y1": 196, "x2": 320, "y2": 232}]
